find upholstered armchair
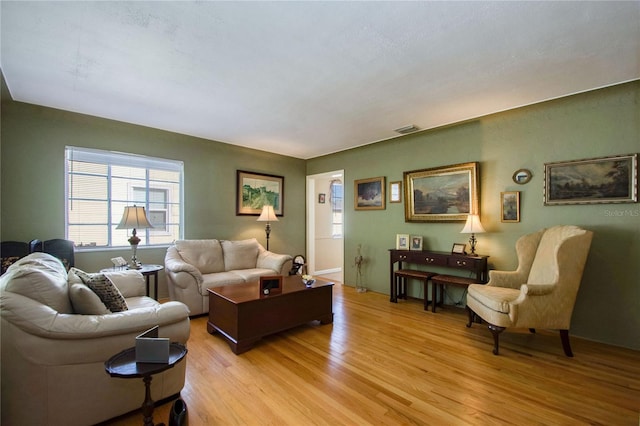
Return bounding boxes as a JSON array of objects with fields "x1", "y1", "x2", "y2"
[{"x1": 466, "y1": 225, "x2": 593, "y2": 356}]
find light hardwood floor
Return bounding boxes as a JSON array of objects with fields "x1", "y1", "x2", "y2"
[{"x1": 104, "y1": 283, "x2": 640, "y2": 425}]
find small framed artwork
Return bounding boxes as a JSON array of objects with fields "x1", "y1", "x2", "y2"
[
  {"x1": 410, "y1": 236, "x2": 423, "y2": 251},
  {"x1": 354, "y1": 176, "x2": 386, "y2": 210},
  {"x1": 501, "y1": 191, "x2": 520, "y2": 222},
  {"x1": 452, "y1": 243, "x2": 467, "y2": 255},
  {"x1": 544, "y1": 153, "x2": 637, "y2": 205},
  {"x1": 389, "y1": 181, "x2": 402, "y2": 203},
  {"x1": 318, "y1": 193, "x2": 326, "y2": 204},
  {"x1": 260, "y1": 275, "x2": 282, "y2": 296},
  {"x1": 396, "y1": 234, "x2": 410, "y2": 250},
  {"x1": 237, "y1": 170, "x2": 284, "y2": 216}
]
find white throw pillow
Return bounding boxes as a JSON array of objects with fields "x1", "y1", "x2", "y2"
[
  {"x1": 69, "y1": 282, "x2": 111, "y2": 315},
  {"x1": 222, "y1": 239, "x2": 259, "y2": 271}
]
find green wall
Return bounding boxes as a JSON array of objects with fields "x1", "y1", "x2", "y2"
[
  {"x1": 308, "y1": 81, "x2": 640, "y2": 350},
  {"x1": 1, "y1": 84, "x2": 307, "y2": 297},
  {"x1": 2, "y1": 76, "x2": 638, "y2": 349}
]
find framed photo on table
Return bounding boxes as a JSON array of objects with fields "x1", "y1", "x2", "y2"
[
  {"x1": 452, "y1": 243, "x2": 467, "y2": 255},
  {"x1": 396, "y1": 234, "x2": 410, "y2": 250},
  {"x1": 410, "y1": 236, "x2": 423, "y2": 251},
  {"x1": 236, "y1": 170, "x2": 284, "y2": 216},
  {"x1": 260, "y1": 275, "x2": 282, "y2": 296}
]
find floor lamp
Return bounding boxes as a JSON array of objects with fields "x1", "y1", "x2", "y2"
[
  {"x1": 257, "y1": 205, "x2": 278, "y2": 251},
  {"x1": 116, "y1": 205, "x2": 153, "y2": 269}
]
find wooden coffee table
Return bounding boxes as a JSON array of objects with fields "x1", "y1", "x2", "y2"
[{"x1": 207, "y1": 275, "x2": 334, "y2": 354}]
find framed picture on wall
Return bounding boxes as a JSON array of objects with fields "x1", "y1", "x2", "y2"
[
  {"x1": 236, "y1": 170, "x2": 284, "y2": 216},
  {"x1": 403, "y1": 162, "x2": 479, "y2": 222},
  {"x1": 354, "y1": 176, "x2": 386, "y2": 210},
  {"x1": 389, "y1": 181, "x2": 402, "y2": 203},
  {"x1": 501, "y1": 191, "x2": 520, "y2": 222},
  {"x1": 318, "y1": 193, "x2": 326, "y2": 204},
  {"x1": 544, "y1": 154, "x2": 637, "y2": 205}
]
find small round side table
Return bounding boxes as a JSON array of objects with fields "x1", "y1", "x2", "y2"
[{"x1": 105, "y1": 343, "x2": 187, "y2": 426}]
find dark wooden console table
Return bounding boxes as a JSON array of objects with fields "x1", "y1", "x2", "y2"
[{"x1": 389, "y1": 249, "x2": 489, "y2": 306}]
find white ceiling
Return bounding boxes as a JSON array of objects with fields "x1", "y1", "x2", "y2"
[{"x1": 2, "y1": 1, "x2": 639, "y2": 159}]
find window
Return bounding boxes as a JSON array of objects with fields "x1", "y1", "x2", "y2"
[
  {"x1": 66, "y1": 147, "x2": 183, "y2": 248},
  {"x1": 330, "y1": 179, "x2": 343, "y2": 238}
]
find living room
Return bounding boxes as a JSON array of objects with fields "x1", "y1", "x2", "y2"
[{"x1": 1, "y1": 2, "x2": 639, "y2": 425}]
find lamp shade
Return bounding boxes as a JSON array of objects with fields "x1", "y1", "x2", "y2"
[
  {"x1": 460, "y1": 214, "x2": 485, "y2": 234},
  {"x1": 116, "y1": 205, "x2": 153, "y2": 230},
  {"x1": 257, "y1": 205, "x2": 278, "y2": 222}
]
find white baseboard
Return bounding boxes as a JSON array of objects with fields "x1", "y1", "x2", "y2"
[{"x1": 314, "y1": 267, "x2": 342, "y2": 276}]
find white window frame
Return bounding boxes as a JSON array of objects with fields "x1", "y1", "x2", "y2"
[{"x1": 65, "y1": 146, "x2": 184, "y2": 248}]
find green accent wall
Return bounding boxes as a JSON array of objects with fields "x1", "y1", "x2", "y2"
[
  {"x1": 308, "y1": 81, "x2": 640, "y2": 350},
  {"x1": 0, "y1": 79, "x2": 307, "y2": 294},
  {"x1": 2, "y1": 73, "x2": 638, "y2": 349}
]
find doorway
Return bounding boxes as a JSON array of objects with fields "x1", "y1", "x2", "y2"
[{"x1": 306, "y1": 170, "x2": 344, "y2": 283}]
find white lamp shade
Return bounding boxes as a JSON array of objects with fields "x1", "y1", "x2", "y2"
[
  {"x1": 460, "y1": 214, "x2": 485, "y2": 234},
  {"x1": 116, "y1": 205, "x2": 153, "y2": 230},
  {"x1": 257, "y1": 205, "x2": 278, "y2": 222}
]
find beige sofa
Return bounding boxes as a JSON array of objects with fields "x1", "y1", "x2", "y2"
[
  {"x1": 0, "y1": 253, "x2": 191, "y2": 426},
  {"x1": 165, "y1": 238, "x2": 293, "y2": 315}
]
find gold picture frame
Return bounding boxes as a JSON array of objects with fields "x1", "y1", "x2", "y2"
[
  {"x1": 403, "y1": 162, "x2": 479, "y2": 222},
  {"x1": 501, "y1": 191, "x2": 520, "y2": 222},
  {"x1": 354, "y1": 176, "x2": 385, "y2": 210}
]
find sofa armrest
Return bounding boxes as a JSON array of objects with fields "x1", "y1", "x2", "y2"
[
  {"x1": 257, "y1": 251, "x2": 293, "y2": 275},
  {"x1": 165, "y1": 247, "x2": 203, "y2": 287},
  {"x1": 1, "y1": 291, "x2": 190, "y2": 339}
]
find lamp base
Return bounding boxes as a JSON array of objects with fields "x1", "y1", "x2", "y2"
[{"x1": 129, "y1": 242, "x2": 142, "y2": 269}]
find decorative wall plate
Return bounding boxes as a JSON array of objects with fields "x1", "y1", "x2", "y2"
[{"x1": 512, "y1": 169, "x2": 532, "y2": 184}]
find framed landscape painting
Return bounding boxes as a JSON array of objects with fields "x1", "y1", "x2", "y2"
[
  {"x1": 544, "y1": 154, "x2": 637, "y2": 205},
  {"x1": 403, "y1": 162, "x2": 479, "y2": 222},
  {"x1": 354, "y1": 176, "x2": 385, "y2": 210},
  {"x1": 236, "y1": 170, "x2": 284, "y2": 216}
]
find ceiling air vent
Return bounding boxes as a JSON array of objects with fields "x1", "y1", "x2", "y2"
[{"x1": 394, "y1": 124, "x2": 420, "y2": 134}]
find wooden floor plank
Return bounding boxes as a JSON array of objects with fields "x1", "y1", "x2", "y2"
[{"x1": 101, "y1": 284, "x2": 640, "y2": 426}]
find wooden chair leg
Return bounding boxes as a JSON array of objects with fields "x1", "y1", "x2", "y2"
[
  {"x1": 488, "y1": 324, "x2": 505, "y2": 355},
  {"x1": 466, "y1": 306, "x2": 475, "y2": 328},
  {"x1": 560, "y1": 329, "x2": 574, "y2": 357}
]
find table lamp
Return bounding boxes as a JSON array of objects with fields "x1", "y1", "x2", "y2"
[
  {"x1": 257, "y1": 205, "x2": 278, "y2": 250},
  {"x1": 460, "y1": 214, "x2": 485, "y2": 256},
  {"x1": 116, "y1": 205, "x2": 153, "y2": 269}
]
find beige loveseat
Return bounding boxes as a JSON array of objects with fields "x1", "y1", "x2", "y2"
[
  {"x1": 165, "y1": 238, "x2": 293, "y2": 315},
  {"x1": 0, "y1": 253, "x2": 191, "y2": 426}
]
